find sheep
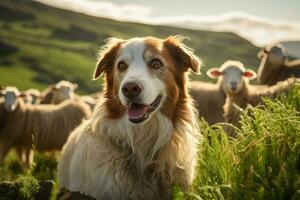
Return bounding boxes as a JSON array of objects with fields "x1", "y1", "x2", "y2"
[
  {"x1": 40, "y1": 80, "x2": 78, "y2": 104},
  {"x1": 257, "y1": 44, "x2": 300, "y2": 85},
  {"x1": 190, "y1": 63, "x2": 257, "y2": 125},
  {"x1": 40, "y1": 81, "x2": 99, "y2": 110},
  {"x1": 189, "y1": 80, "x2": 226, "y2": 125},
  {"x1": 21, "y1": 89, "x2": 41, "y2": 104},
  {"x1": 0, "y1": 87, "x2": 92, "y2": 164},
  {"x1": 80, "y1": 95, "x2": 98, "y2": 110},
  {"x1": 210, "y1": 61, "x2": 296, "y2": 136}
]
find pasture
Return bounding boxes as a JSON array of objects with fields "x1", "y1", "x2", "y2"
[
  {"x1": 0, "y1": 86, "x2": 299, "y2": 199},
  {"x1": 1, "y1": 0, "x2": 300, "y2": 199}
]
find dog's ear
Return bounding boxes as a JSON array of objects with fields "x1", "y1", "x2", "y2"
[
  {"x1": 163, "y1": 35, "x2": 201, "y2": 74},
  {"x1": 93, "y1": 38, "x2": 123, "y2": 80}
]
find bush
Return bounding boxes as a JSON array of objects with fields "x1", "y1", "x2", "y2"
[
  {"x1": 31, "y1": 153, "x2": 58, "y2": 181},
  {"x1": 15, "y1": 175, "x2": 40, "y2": 200}
]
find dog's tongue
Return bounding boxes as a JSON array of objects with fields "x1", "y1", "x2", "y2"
[{"x1": 128, "y1": 103, "x2": 148, "y2": 118}]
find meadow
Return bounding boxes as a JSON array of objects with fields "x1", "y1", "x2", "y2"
[
  {"x1": 1, "y1": 84, "x2": 299, "y2": 200},
  {"x1": 1, "y1": 1, "x2": 300, "y2": 200}
]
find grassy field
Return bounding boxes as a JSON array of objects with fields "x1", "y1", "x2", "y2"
[
  {"x1": 2, "y1": 1, "x2": 299, "y2": 200},
  {"x1": 0, "y1": 0, "x2": 260, "y2": 94},
  {"x1": 1, "y1": 86, "x2": 299, "y2": 200}
]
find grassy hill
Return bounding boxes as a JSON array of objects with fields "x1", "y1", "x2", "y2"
[{"x1": 0, "y1": 0, "x2": 260, "y2": 94}]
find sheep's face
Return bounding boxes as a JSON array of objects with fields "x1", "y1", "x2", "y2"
[
  {"x1": 267, "y1": 46, "x2": 286, "y2": 66},
  {"x1": 1, "y1": 87, "x2": 21, "y2": 112},
  {"x1": 207, "y1": 62, "x2": 257, "y2": 94},
  {"x1": 221, "y1": 67, "x2": 248, "y2": 94},
  {"x1": 30, "y1": 94, "x2": 40, "y2": 104},
  {"x1": 53, "y1": 81, "x2": 78, "y2": 103},
  {"x1": 22, "y1": 93, "x2": 33, "y2": 104},
  {"x1": 258, "y1": 45, "x2": 286, "y2": 67}
]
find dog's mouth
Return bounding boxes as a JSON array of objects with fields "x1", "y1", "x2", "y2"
[{"x1": 127, "y1": 95, "x2": 162, "y2": 124}]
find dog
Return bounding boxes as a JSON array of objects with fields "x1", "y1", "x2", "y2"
[{"x1": 58, "y1": 36, "x2": 202, "y2": 199}]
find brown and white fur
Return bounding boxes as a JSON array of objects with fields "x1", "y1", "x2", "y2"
[{"x1": 58, "y1": 36, "x2": 202, "y2": 199}]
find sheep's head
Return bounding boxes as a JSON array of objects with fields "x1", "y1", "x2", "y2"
[
  {"x1": 0, "y1": 87, "x2": 24, "y2": 112},
  {"x1": 257, "y1": 44, "x2": 286, "y2": 67},
  {"x1": 21, "y1": 92, "x2": 33, "y2": 104},
  {"x1": 207, "y1": 60, "x2": 257, "y2": 94},
  {"x1": 51, "y1": 81, "x2": 78, "y2": 103},
  {"x1": 27, "y1": 89, "x2": 41, "y2": 104}
]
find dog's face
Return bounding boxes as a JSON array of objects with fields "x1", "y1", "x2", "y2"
[{"x1": 94, "y1": 36, "x2": 201, "y2": 124}]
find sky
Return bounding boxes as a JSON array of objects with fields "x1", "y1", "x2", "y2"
[{"x1": 35, "y1": 0, "x2": 300, "y2": 46}]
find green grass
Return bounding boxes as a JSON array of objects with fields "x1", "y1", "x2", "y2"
[
  {"x1": 178, "y1": 85, "x2": 300, "y2": 200},
  {"x1": 1, "y1": 86, "x2": 299, "y2": 199},
  {"x1": 0, "y1": 0, "x2": 259, "y2": 94}
]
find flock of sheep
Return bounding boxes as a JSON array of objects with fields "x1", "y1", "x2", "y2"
[
  {"x1": 0, "y1": 43, "x2": 299, "y2": 165},
  {"x1": 190, "y1": 44, "x2": 300, "y2": 132},
  {"x1": 0, "y1": 81, "x2": 97, "y2": 165}
]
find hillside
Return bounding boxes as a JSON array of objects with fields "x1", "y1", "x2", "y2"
[{"x1": 0, "y1": 0, "x2": 260, "y2": 93}]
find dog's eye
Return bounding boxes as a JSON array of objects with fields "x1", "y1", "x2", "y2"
[
  {"x1": 117, "y1": 61, "x2": 128, "y2": 71},
  {"x1": 149, "y1": 59, "x2": 163, "y2": 69}
]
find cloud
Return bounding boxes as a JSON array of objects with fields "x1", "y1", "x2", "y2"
[
  {"x1": 153, "y1": 12, "x2": 300, "y2": 46},
  {"x1": 35, "y1": 0, "x2": 152, "y2": 20},
  {"x1": 35, "y1": 0, "x2": 300, "y2": 46}
]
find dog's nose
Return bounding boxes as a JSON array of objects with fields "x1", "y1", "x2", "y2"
[{"x1": 122, "y1": 82, "x2": 142, "y2": 99}]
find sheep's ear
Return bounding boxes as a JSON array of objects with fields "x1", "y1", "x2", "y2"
[
  {"x1": 257, "y1": 48, "x2": 269, "y2": 59},
  {"x1": 50, "y1": 84, "x2": 58, "y2": 91},
  {"x1": 73, "y1": 83, "x2": 78, "y2": 90},
  {"x1": 163, "y1": 35, "x2": 201, "y2": 74},
  {"x1": 93, "y1": 38, "x2": 122, "y2": 80},
  {"x1": 207, "y1": 67, "x2": 223, "y2": 79},
  {"x1": 257, "y1": 50, "x2": 264, "y2": 59},
  {"x1": 19, "y1": 93, "x2": 27, "y2": 98},
  {"x1": 243, "y1": 69, "x2": 257, "y2": 80}
]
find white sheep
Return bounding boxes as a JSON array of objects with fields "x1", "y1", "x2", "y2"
[
  {"x1": 40, "y1": 80, "x2": 78, "y2": 104},
  {"x1": 189, "y1": 80, "x2": 226, "y2": 125},
  {"x1": 257, "y1": 44, "x2": 300, "y2": 85},
  {"x1": 0, "y1": 87, "x2": 92, "y2": 164},
  {"x1": 40, "y1": 81, "x2": 99, "y2": 110},
  {"x1": 190, "y1": 63, "x2": 257, "y2": 125},
  {"x1": 21, "y1": 89, "x2": 41, "y2": 104},
  {"x1": 210, "y1": 60, "x2": 296, "y2": 136}
]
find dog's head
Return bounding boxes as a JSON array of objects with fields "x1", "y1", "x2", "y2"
[{"x1": 94, "y1": 36, "x2": 201, "y2": 124}]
